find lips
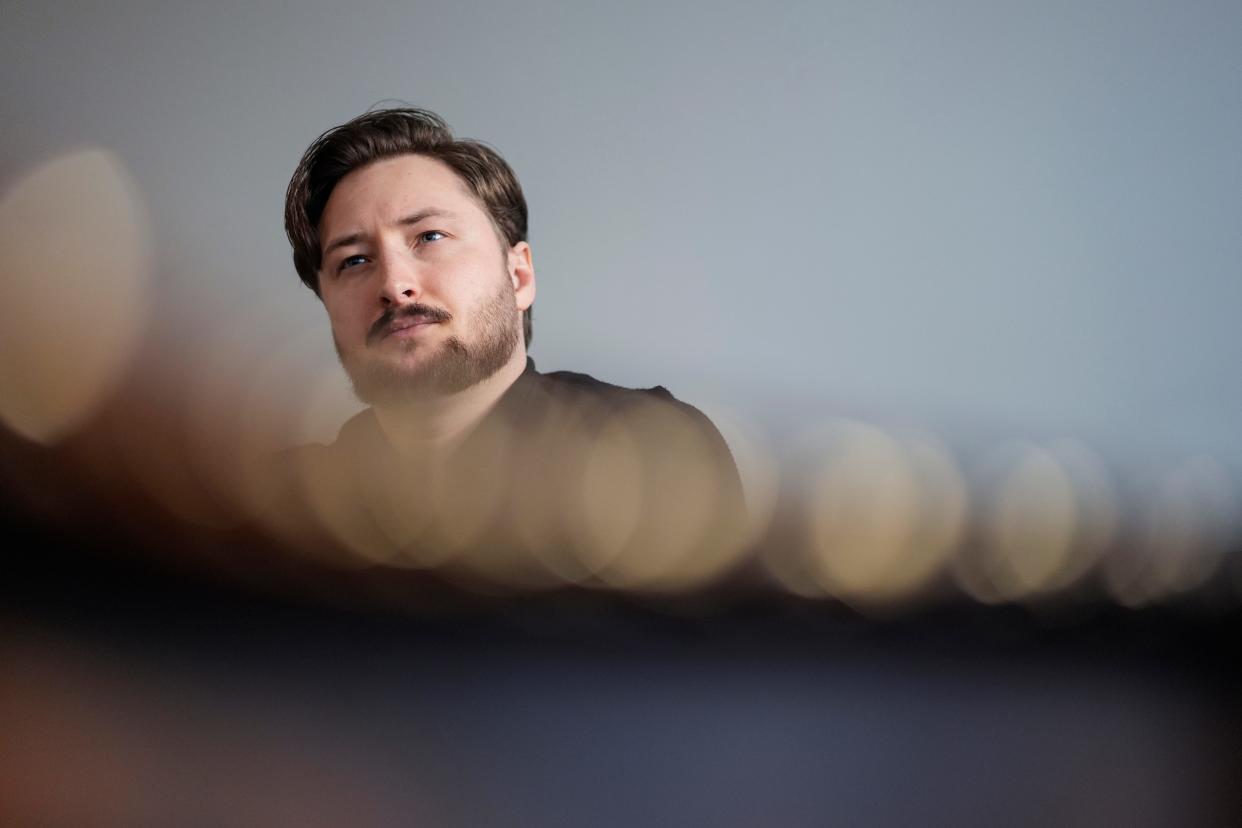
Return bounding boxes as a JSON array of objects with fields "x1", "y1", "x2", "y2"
[{"x1": 385, "y1": 316, "x2": 438, "y2": 337}]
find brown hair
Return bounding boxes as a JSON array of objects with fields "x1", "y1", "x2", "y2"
[{"x1": 284, "y1": 107, "x2": 532, "y2": 346}]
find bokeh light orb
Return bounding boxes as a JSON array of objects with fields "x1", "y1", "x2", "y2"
[
  {"x1": 785, "y1": 420, "x2": 967, "y2": 607},
  {"x1": 0, "y1": 150, "x2": 153, "y2": 444}
]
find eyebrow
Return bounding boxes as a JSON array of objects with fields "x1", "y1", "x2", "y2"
[{"x1": 321, "y1": 208, "x2": 457, "y2": 258}]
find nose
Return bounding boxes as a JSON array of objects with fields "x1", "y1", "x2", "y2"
[{"x1": 376, "y1": 249, "x2": 421, "y2": 307}]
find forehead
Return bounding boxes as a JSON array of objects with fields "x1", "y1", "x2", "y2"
[{"x1": 318, "y1": 153, "x2": 483, "y2": 235}]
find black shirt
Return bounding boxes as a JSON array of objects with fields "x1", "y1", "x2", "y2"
[{"x1": 273, "y1": 359, "x2": 749, "y2": 591}]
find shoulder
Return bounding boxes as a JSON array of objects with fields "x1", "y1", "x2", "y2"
[
  {"x1": 517, "y1": 366, "x2": 752, "y2": 586},
  {"x1": 533, "y1": 367, "x2": 674, "y2": 400},
  {"x1": 523, "y1": 367, "x2": 701, "y2": 430},
  {"x1": 543, "y1": 368, "x2": 722, "y2": 432},
  {"x1": 522, "y1": 365, "x2": 743, "y2": 497}
]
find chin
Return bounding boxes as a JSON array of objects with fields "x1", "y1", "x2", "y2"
[{"x1": 343, "y1": 350, "x2": 503, "y2": 404}]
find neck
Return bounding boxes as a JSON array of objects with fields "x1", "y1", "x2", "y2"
[{"x1": 371, "y1": 346, "x2": 528, "y2": 458}]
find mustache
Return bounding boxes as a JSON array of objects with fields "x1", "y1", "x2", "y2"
[{"x1": 366, "y1": 303, "x2": 453, "y2": 345}]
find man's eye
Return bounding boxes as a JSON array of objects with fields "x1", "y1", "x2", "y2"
[
  {"x1": 419, "y1": 230, "x2": 446, "y2": 243},
  {"x1": 338, "y1": 254, "x2": 368, "y2": 272}
]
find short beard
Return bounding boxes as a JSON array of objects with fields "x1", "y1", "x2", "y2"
[{"x1": 336, "y1": 279, "x2": 520, "y2": 406}]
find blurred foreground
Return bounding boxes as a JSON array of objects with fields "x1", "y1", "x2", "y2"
[
  {"x1": 3, "y1": 489, "x2": 1240, "y2": 826},
  {"x1": 3, "y1": 382, "x2": 1242, "y2": 825}
]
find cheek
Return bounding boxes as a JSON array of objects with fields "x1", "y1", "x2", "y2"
[{"x1": 322, "y1": 297, "x2": 365, "y2": 342}]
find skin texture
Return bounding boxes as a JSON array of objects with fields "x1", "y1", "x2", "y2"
[{"x1": 317, "y1": 154, "x2": 536, "y2": 454}]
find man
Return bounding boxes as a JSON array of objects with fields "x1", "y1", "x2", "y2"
[{"x1": 278, "y1": 107, "x2": 746, "y2": 591}]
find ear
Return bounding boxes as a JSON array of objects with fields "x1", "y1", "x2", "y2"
[{"x1": 507, "y1": 241, "x2": 536, "y2": 311}]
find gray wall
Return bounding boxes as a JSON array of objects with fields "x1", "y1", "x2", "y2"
[{"x1": 3, "y1": 1, "x2": 1241, "y2": 466}]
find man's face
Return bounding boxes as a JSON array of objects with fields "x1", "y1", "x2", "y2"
[{"x1": 316, "y1": 154, "x2": 534, "y2": 404}]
